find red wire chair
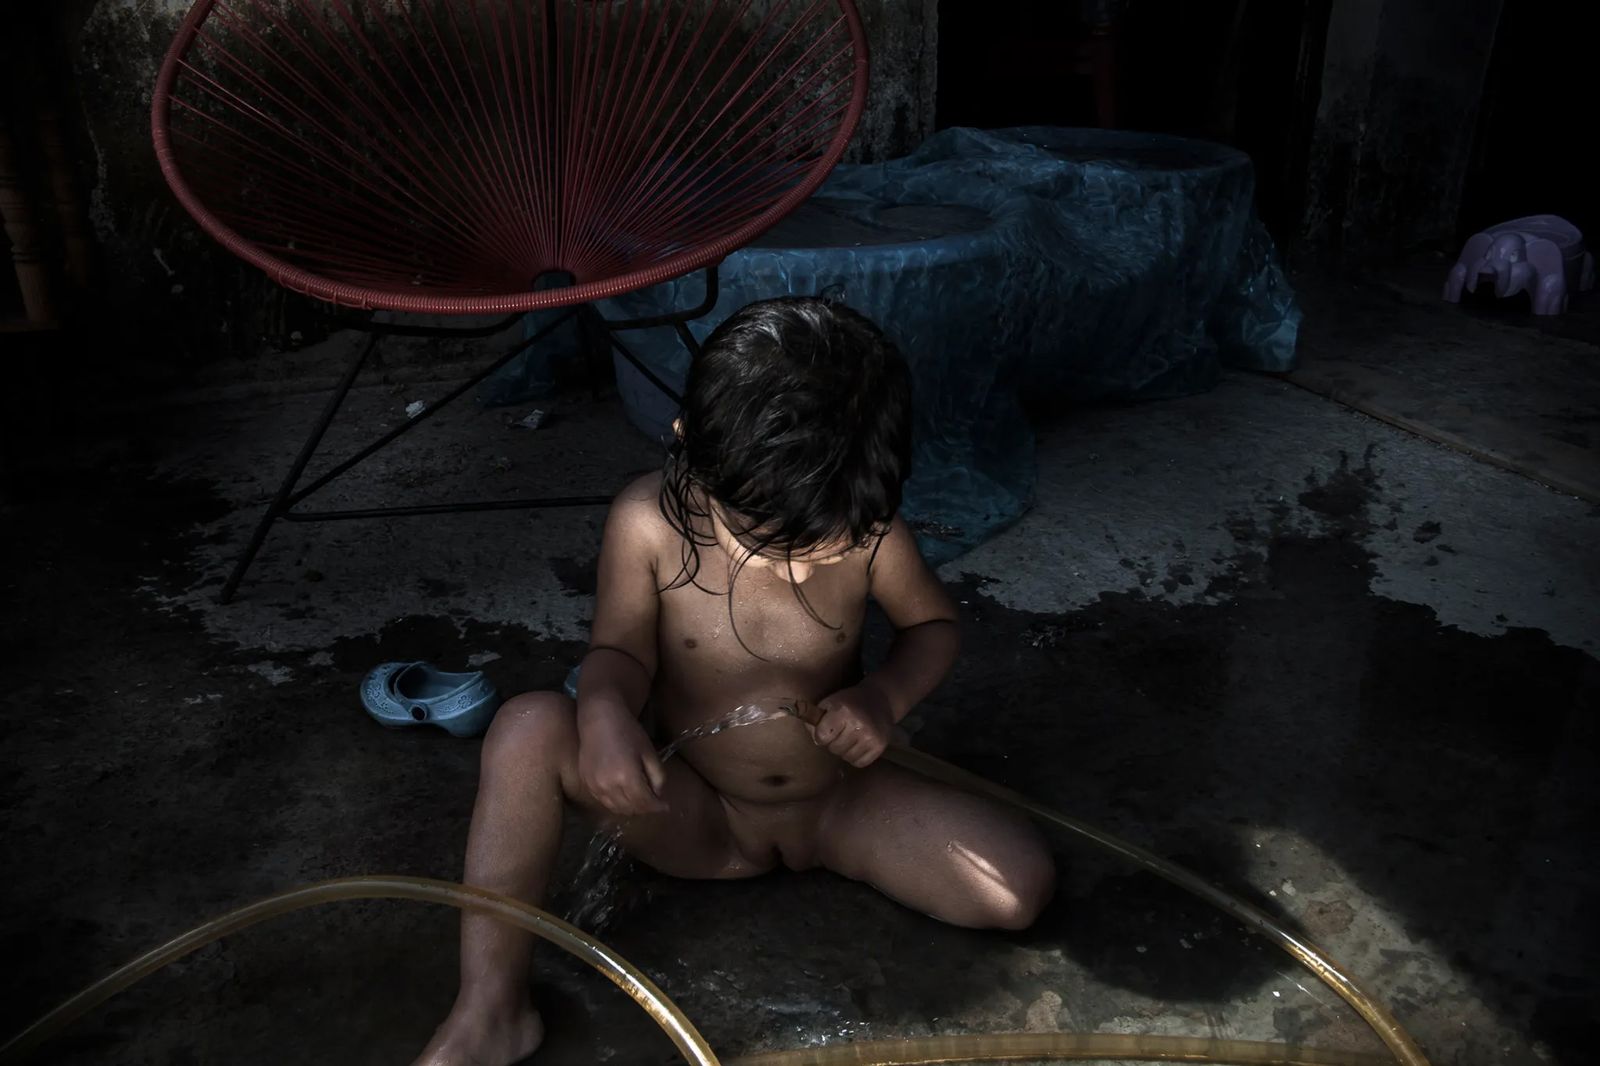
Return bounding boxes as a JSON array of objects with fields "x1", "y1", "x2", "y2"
[{"x1": 150, "y1": 0, "x2": 868, "y2": 600}]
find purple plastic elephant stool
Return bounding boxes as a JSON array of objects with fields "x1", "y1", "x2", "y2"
[{"x1": 1444, "y1": 214, "x2": 1596, "y2": 316}]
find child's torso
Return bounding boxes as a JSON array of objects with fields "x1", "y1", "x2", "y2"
[{"x1": 651, "y1": 548, "x2": 869, "y2": 803}]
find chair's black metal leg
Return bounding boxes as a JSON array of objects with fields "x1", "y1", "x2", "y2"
[
  {"x1": 323, "y1": 310, "x2": 522, "y2": 339},
  {"x1": 607, "y1": 330, "x2": 685, "y2": 406},
  {"x1": 218, "y1": 271, "x2": 723, "y2": 602},
  {"x1": 601, "y1": 262, "x2": 714, "y2": 405},
  {"x1": 286, "y1": 310, "x2": 576, "y2": 507},
  {"x1": 282, "y1": 493, "x2": 615, "y2": 521},
  {"x1": 672, "y1": 320, "x2": 703, "y2": 362},
  {"x1": 219, "y1": 331, "x2": 381, "y2": 604},
  {"x1": 603, "y1": 264, "x2": 721, "y2": 330}
]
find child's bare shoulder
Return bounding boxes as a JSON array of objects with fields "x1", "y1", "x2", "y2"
[{"x1": 605, "y1": 472, "x2": 676, "y2": 553}]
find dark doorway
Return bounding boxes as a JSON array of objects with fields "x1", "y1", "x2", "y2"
[
  {"x1": 1460, "y1": 4, "x2": 1600, "y2": 248},
  {"x1": 935, "y1": 1, "x2": 1113, "y2": 131},
  {"x1": 934, "y1": 0, "x2": 1332, "y2": 253}
]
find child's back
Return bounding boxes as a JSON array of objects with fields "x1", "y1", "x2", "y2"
[{"x1": 415, "y1": 298, "x2": 1054, "y2": 1066}]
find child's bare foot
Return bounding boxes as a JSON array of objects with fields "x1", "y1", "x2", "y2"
[{"x1": 411, "y1": 993, "x2": 544, "y2": 1066}]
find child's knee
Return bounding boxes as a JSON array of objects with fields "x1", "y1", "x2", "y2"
[
  {"x1": 481, "y1": 691, "x2": 576, "y2": 769},
  {"x1": 989, "y1": 841, "x2": 1056, "y2": 930}
]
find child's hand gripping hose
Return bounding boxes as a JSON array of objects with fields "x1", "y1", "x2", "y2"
[{"x1": 1, "y1": 705, "x2": 1430, "y2": 1066}]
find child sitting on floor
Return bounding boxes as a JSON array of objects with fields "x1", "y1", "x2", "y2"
[{"x1": 416, "y1": 296, "x2": 1055, "y2": 1066}]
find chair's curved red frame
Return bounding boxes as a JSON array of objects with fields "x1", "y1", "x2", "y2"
[
  {"x1": 151, "y1": 0, "x2": 870, "y2": 602},
  {"x1": 150, "y1": 0, "x2": 870, "y2": 315}
]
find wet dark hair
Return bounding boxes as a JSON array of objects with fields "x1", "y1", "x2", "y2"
[{"x1": 659, "y1": 295, "x2": 912, "y2": 597}]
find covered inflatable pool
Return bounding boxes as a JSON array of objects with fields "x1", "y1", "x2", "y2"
[{"x1": 489, "y1": 127, "x2": 1301, "y2": 563}]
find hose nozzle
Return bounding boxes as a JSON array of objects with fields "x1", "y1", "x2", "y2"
[{"x1": 778, "y1": 698, "x2": 824, "y2": 727}]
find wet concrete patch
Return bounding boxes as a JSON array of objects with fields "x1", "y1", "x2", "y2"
[
  {"x1": 1297, "y1": 446, "x2": 1381, "y2": 526},
  {"x1": 922, "y1": 529, "x2": 1597, "y2": 1062}
]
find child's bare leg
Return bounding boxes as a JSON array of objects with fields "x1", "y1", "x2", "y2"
[
  {"x1": 817, "y1": 762, "x2": 1055, "y2": 929},
  {"x1": 414, "y1": 692, "x2": 762, "y2": 1066}
]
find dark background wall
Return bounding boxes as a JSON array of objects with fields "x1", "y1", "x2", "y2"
[
  {"x1": 4, "y1": 0, "x2": 290, "y2": 368},
  {"x1": 1458, "y1": 4, "x2": 1600, "y2": 251},
  {"x1": 1298, "y1": 0, "x2": 1504, "y2": 264},
  {"x1": 936, "y1": 0, "x2": 1595, "y2": 272}
]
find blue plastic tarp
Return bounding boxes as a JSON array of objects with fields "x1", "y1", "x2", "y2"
[{"x1": 485, "y1": 127, "x2": 1301, "y2": 563}]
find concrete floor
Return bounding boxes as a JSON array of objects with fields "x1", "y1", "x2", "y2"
[{"x1": 3, "y1": 292, "x2": 1597, "y2": 1066}]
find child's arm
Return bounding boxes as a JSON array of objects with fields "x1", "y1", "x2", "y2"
[
  {"x1": 575, "y1": 487, "x2": 669, "y2": 815},
  {"x1": 812, "y1": 516, "x2": 959, "y2": 766}
]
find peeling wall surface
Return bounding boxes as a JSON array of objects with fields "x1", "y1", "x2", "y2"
[
  {"x1": 64, "y1": 0, "x2": 936, "y2": 361},
  {"x1": 68, "y1": 0, "x2": 286, "y2": 361},
  {"x1": 845, "y1": 0, "x2": 939, "y2": 163},
  {"x1": 1299, "y1": 0, "x2": 1503, "y2": 264}
]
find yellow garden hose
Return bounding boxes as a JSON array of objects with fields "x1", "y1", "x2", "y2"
[
  {"x1": 0, "y1": 739, "x2": 1428, "y2": 1066},
  {"x1": 879, "y1": 745, "x2": 1427, "y2": 1066},
  {"x1": 0, "y1": 878, "x2": 713, "y2": 1066},
  {"x1": 732, "y1": 1033, "x2": 1393, "y2": 1066}
]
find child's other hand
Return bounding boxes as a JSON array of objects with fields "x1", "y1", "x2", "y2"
[
  {"x1": 812, "y1": 684, "x2": 894, "y2": 767},
  {"x1": 578, "y1": 710, "x2": 670, "y2": 816}
]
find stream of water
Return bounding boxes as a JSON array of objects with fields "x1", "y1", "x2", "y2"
[{"x1": 563, "y1": 702, "x2": 794, "y2": 931}]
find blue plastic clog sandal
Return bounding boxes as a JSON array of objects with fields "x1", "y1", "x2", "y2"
[{"x1": 361, "y1": 662, "x2": 499, "y2": 738}]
